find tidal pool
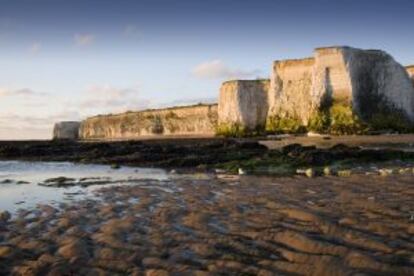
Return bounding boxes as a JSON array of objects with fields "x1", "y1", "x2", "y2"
[{"x1": 0, "y1": 161, "x2": 168, "y2": 214}]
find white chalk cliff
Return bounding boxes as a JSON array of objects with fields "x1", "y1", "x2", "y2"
[
  {"x1": 79, "y1": 104, "x2": 217, "y2": 140},
  {"x1": 53, "y1": 121, "x2": 81, "y2": 140},
  {"x1": 268, "y1": 46, "x2": 414, "y2": 126},
  {"x1": 218, "y1": 80, "x2": 269, "y2": 130},
  {"x1": 53, "y1": 46, "x2": 414, "y2": 139},
  {"x1": 407, "y1": 66, "x2": 414, "y2": 84}
]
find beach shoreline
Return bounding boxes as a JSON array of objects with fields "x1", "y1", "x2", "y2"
[{"x1": 1, "y1": 173, "x2": 413, "y2": 275}]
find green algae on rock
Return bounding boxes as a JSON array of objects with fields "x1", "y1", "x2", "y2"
[{"x1": 215, "y1": 143, "x2": 414, "y2": 176}]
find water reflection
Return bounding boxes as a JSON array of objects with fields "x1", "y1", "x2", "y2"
[{"x1": 0, "y1": 161, "x2": 168, "y2": 214}]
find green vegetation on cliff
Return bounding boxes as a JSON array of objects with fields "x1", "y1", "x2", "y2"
[
  {"x1": 230, "y1": 102, "x2": 366, "y2": 136},
  {"x1": 307, "y1": 102, "x2": 367, "y2": 135},
  {"x1": 265, "y1": 116, "x2": 307, "y2": 134},
  {"x1": 263, "y1": 99, "x2": 414, "y2": 136},
  {"x1": 216, "y1": 123, "x2": 265, "y2": 137},
  {"x1": 369, "y1": 112, "x2": 413, "y2": 133}
]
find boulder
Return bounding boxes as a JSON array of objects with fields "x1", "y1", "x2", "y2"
[
  {"x1": 218, "y1": 80, "x2": 269, "y2": 134},
  {"x1": 53, "y1": 121, "x2": 80, "y2": 140}
]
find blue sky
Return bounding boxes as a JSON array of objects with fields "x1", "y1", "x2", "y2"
[{"x1": 1, "y1": 0, "x2": 414, "y2": 139}]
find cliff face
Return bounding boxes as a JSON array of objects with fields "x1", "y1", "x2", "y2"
[
  {"x1": 345, "y1": 48, "x2": 414, "y2": 123},
  {"x1": 79, "y1": 104, "x2": 218, "y2": 139},
  {"x1": 268, "y1": 58, "x2": 315, "y2": 124},
  {"x1": 407, "y1": 66, "x2": 414, "y2": 84},
  {"x1": 53, "y1": 122, "x2": 80, "y2": 140},
  {"x1": 54, "y1": 46, "x2": 414, "y2": 139},
  {"x1": 218, "y1": 80, "x2": 269, "y2": 131},
  {"x1": 266, "y1": 46, "x2": 414, "y2": 133},
  {"x1": 311, "y1": 47, "x2": 354, "y2": 108}
]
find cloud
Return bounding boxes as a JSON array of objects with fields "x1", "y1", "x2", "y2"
[
  {"x1": 123, "y1": 24, "x2": 141, "y2": 37},
  {"x1": 74, "y1": 33, "x2": 95, "y2": 46},
  {"x1": 158, "y1": 97, "x2": 217, "y2": 108},
  {"x1": 0, "y1": 114, "x2": 52, "y2": 127},
  {"x1": 0, "y1": 111, "x2": 80, "y2": 127},
  {"x1": 0, "y1": 110, "x2": 81, "y2": 140},
  {"x1": 0, "y1": 84, "x2": 151, "y2": 139},
  {"x1": 0, "y1": 88, "x2": 47, "y2": 97},
  {"x1": 0, "y1": 126, "x2": 51, "y2": 140},
  {"x1": 78, "y1": 84, "x2": 150, "y2": 115},
  {"x1": 29, "y1": 42, "x2": 41, "y2": 54},
  {"x1": 0, "y1": 87, "x2": 60, "y2": 139},
  {"x1": 192, "y1": 59, "x2": 262, "y2": 80}
]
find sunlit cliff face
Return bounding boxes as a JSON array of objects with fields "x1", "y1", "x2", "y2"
[{"x1": 407, "y1": 66, "x2": 414, "y2": 83}]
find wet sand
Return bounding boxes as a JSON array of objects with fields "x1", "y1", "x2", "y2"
[
  {"x1": 0, "y1": 161, "x2": 167, "y2": 213},
  {"x1": 1, "y1": 174, "x2": 413, "y2": 275}
]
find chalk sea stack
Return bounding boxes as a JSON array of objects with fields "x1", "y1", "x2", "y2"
[
  {"x1": 217, "y1": 80, "x2": 269, "y2": 135},
  {"x1": 407, "y1": 65, "x2": 414, "y2": 84},
  {"x1": 52, "y1": 121, "x2": 81, "y2": 140},
  {"x1": 267, "y1": 46, "x2": 414, "y2": 134}
]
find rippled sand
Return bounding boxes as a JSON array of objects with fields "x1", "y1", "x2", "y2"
[{"x1": 1, "y1": 174, "x2": 414, "y2": 275}]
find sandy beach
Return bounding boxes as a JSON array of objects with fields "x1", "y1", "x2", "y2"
[{"x1": 1, "y1": 173, "x2": 414, "y2": 275}]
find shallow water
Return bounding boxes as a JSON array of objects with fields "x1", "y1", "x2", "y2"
[{"x1": 0, "y1": 161, "x2": 168, "y2": 214}]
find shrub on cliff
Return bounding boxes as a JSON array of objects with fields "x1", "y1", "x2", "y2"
[
  {"x1": 265, "y1": 116, "x2": 307, "y2": 134},
  {"x1": 216, "y1": 123, "x2": 265, "y2": 137}
]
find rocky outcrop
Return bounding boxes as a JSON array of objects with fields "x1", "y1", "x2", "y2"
[
  {"x1": 79, "y1": 104, "x2": 217, "y2": 139},
  {"x1": 267, "y1": 46, "x2": 414, "y2": 134},
  {"x1": 53, "y1": 122, "x2": 80, "y2": 140},
  {"x1": 218, "y1": 80, "x2": 269, "y2": 132}
]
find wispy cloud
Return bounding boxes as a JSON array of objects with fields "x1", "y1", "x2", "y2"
[
  {"x1": 0, "y1": 110, "x2": 81, "y2": 140},
  {"x1": 158, "y1": 97, "x2": 217, "y2": 108},
  {"x1": 0, "y1": 88, "x2": 47, "y2": 97},
  {"x1": 29, "y1": 42, "x2": 41, "y2": 54},
  {"x1": 123, "y1": 24, "x2": 141, "y2": 37},
  {"x1": 0, "y1": 84, "x2": 151, "y2": 139},
  {"x1": 78, "y1": 84, "x2": 150, "y2": 115},
  {"x1": 192, "y1": 59, "x2": 262, "y2": 80},
  {"x1": 0, "y1": 126, "x2": 51, "y2": 140},
  {"x1": 74, "y1": 33, "x2": 95, "y2": 46}
]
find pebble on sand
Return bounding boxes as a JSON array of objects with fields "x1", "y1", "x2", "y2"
[
  {"x1": 379, "y1": 169, "x2": 394, "y2": 176},
  {"x1": 337, "y1": 170, "x2": 352, "y2": 177},
  {"x1": 296, "y1": 168, "x2": 315, "y2": 178}
]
